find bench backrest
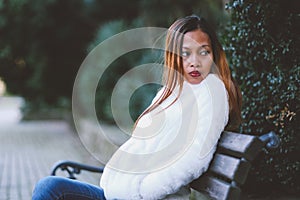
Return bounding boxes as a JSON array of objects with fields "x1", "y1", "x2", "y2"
[
  {"x1": 190, "y1": 131, "x2": 264, "y2": 200},
  {"x1": 51, "y1": 130, "x2": 279, "y2": 200}
]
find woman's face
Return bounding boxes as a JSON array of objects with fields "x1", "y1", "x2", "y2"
[{"x1": 181, "y1": 29, "x2": 213, "y2": 84}]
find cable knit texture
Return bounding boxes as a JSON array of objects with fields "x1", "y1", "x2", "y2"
[{"x1": 100, "y1": 74, "x2": 229, "y2": 199}]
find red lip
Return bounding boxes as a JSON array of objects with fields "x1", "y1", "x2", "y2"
[{"x1": 189, "y1": 71, "x2": 201, "y2": 77}]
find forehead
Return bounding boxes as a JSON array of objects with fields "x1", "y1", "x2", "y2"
[{"x1": 182, "y1": 29, "x2": 211, "y2": 47}]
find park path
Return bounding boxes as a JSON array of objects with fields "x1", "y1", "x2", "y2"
[{"x1": 0, "y1": 97, "x2": 102, "y2": 200}]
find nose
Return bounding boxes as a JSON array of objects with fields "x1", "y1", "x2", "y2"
[{"x1": 188, "y1": 54, "x2": 200, "y2": 68}]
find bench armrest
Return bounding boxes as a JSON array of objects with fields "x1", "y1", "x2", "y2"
[
  {"x1": 50, "y1": 160, "x2": 104, "y2": 179},
  {"x1": 259, "y1": 131, "x2": 280, "y2": 149}
]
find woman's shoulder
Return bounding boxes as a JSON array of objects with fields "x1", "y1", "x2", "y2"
[
  {"x1": 204, "y1": 74, "x2": 226, "y2": 91},
  {"x1": 205, "y1": 74, "x2": 224, "y2": 85}
]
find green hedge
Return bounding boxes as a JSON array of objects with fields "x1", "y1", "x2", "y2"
[{"x1": 223, "y1": 0, "x2": 299, "y2": 194}]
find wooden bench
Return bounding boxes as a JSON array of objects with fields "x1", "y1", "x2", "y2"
[{"x1": 51, "y1": 131, "x2": 280, "y2": 200}]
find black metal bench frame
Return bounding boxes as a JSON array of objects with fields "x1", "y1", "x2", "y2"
[{"x1": 51, "y1": 131, "x2": 279, "y2": 200}]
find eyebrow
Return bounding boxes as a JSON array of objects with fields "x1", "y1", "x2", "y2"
[{"x1": 182, "y1": 44, "x2": 211, "y2": 49}]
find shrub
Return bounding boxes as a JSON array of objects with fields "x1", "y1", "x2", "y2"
[{"x1": 223, "y1": 0, "x2": 299, "y2": 194}]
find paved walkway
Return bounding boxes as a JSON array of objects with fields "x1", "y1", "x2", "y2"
[{"x1": 0, "y1": 97, "x2": 103, "y2": 200}]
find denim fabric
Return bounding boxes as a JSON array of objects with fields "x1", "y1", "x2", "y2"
[{"x1": 32, "y1": 176, "x2": 106, "y2": 200}]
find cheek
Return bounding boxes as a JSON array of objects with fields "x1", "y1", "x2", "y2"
[
  {"x1": 201, "y1": 57, "x2": 213, "y2": 74},
  {"x1": 182, "y1": 60, "x2": 189, "y2": 71},
  {"x1": 204, "y1": 59, "x2": 214, "y2": 74},
  {"x1": 202, "y1": 55, "x2": 214, "y2": 65}
]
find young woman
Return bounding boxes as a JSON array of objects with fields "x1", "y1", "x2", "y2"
[{"x1": 32, "y1": 15, "x2": 241, "y2": 200}]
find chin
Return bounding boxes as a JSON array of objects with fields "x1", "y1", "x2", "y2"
[{"x1": 188, "y1": 78, "x2": 203, "y2": 84}]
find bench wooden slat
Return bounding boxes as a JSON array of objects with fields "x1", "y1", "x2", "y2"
[
  {"x1": 190, "y1": 175, "x2": 241, "y2": 200},
  {"x1": 218, "y1": 131, "x2": 264, "y2": 161},
  {"x1": 209, "y1": 153, "x2": 251, "y2": 185},
  {"x1": 51, "y1": 131, "x2": 279, "y2": 200},
  {"x1": 191, "y1": 132, "x2": 265, "y2": 199}
]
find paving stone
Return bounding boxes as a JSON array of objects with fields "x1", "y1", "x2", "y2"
[{"x1": 0, "y1": 120, "x2": 103, "y2": 200}]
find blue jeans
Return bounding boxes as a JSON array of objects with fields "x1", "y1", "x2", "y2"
[{"x1": 32, "y1": 176, "x2": 106, "y2": 200}]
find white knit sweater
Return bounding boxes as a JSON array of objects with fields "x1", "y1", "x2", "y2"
[{"x1": 100, "y1": 74, "x2": 229, "y2": 199}]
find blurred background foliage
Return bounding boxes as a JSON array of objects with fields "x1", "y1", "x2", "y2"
[
  {"x1": 223, "y1": 0, "x2": 299, "y2": 195},
  {"x1": 0, "y1": 0, "x2": 298, "y2": 197}
]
